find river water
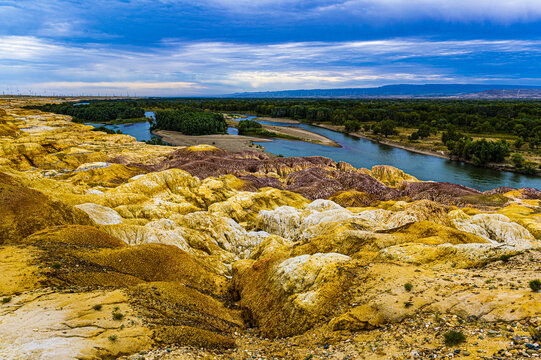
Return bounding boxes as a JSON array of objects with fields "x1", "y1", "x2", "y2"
[{"x1": 85, "y1": 113, "x2": 539, "y2": 191}]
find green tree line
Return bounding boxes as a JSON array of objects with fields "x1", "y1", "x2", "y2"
[
  {"x1": 30, "y1": 98, "x2": 541, "y2": 154},
  {"x1": 151, "y1": 109, "x2": 227, "y2": 135},
  {"x1": 27, "y1": 101, "x2": 144, "y2": 123},
  {"x1": 126, "y1": 98, "x2": 541, "y2": 149}
]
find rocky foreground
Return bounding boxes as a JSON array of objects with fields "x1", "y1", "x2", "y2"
[{"x1": 0, "y1": 98, "x2": 540, "y2": 360}]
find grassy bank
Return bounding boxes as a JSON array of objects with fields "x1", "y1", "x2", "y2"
[{"x1": 316, "y1": 122, "x2": 541, "y2": 176}]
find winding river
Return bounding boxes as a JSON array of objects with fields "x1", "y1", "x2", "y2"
[{"x1": 86, "y1": 113, "x2": 539, "y2": 191}]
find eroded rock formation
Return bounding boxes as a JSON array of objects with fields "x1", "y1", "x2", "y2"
[{"x1": 0, "y1": 99, "x2": 539, "y2": 359}]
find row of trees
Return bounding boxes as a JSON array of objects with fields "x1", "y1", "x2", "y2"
[
  {"x1": 30, "y1": 99, "x2": 541, "y2": 145},
  {"x1": 442, "y1": 127, "x2": 511, "y2": 165},
  {"x1": 30, "y1": 99, "x2": 540, "y2": 170},
  {"x1": 127, "y1": 98, "x2": 541, "y2": 150},
  {"x1": 236, "y1": 119, "x2": 299, "y2": 140},
  {"x1": 27, "y1": 102, "x2": 144, "y2": 123},
  {"x1": 237, "y1": 119, "x2": 263, "y2": 135},
  {"x1": 145, "y1": 98, "x2": 541, "y2": 137},
  {"x1": 151, "y1": 110, "x2": 227, "y2": 135}
]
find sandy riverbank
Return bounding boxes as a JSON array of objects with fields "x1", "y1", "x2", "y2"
[
  {"x1": 255, "y1": 116, "x2": 300, "y2": 124},
  {"x1": 315, "y1": 123, "x2": 449, "y2": 159},
  {"x1": 261, "y1": 124, "x2": 339, "y2": 147},
  {"x1": 226, "y1": 116, "x2": 338, "y2": 146},
  {"x1": 224, "y1": 114, "x2": 301, "y2": 124},
  {"x1": 152, "y1": 130, "x2": 271, "y2": 153}
]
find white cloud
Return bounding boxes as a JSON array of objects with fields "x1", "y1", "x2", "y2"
[
  {"x1": 39, "y1": 81, "x2": 200, "y2": 89},
  {"x1": 216, "y1": 70, "x2": 450, "y2": 88},
  {"x1": 0, "y1": 36, "x2": 65, "y2": 61},
  {"x1": 187, "y1": 0, "x2": 541, "y2": 22},
  {"x1": 1, "y1": 36, "x2": 540, "y2": 95}
]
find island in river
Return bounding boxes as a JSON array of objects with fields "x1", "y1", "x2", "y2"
[
  {"x1": 152, "y1": 114, "x2": 338, "y2": 151},
  {"x1": 152, "y1": 130, "x2": 272, "y2": 153}
]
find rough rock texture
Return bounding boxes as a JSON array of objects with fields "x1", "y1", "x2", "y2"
[
  {"x1": 0, "y1": 172, "x2": 94, "y2": 244},
  {"x1": 0, "y1": 98, "x2": 540, "y2": 359}
]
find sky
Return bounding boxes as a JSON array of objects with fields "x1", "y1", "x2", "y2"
[{"x1": 1, "y1": 0, "x2": 541, "y2": 96}]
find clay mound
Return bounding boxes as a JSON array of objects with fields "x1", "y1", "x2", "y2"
[
  {"x1": 60, "y1": 163, "x2": 145, "y2": 187},
  {"x1": 33, "y1": 240, "x2": 227, "y2": 292},
  {"x1": 120, "y1": 149, "x2": 431, "y2": 202},
  {"x1": 329, "y1": 190, "x2": 378, "y2": 207},
  {"x1": 285, "y1": 167, "x2": 400, "y2": 200},
  {"x1": 234, "y1": 253, "x2": 354, "y2": 338},
  {"x1": 485, "y1": 186, "x2": 541, "y2": 199},
  {"x1": 84, "y1": 244, "x2": 225, "y2": 295},
  {"x1": 371, "y1": 165, "x2": 419, "y2": 187},
  {"x1": 459, "y1": 193, "x2": 510, "y2": 208},
  {"x1": 130, "y1": 282, "x2": 242, "y2": 349},
  {"x1": 387, "y1": 221, "x2": 490, "y2": 245},
  {"x1": 130, "y1": 148, "x2": 337, "y2": 179},
  {"x1": 402, "y1": 181, "x2": 482, "y2": 205},
  {"x1": 0, "y1": 172, "x2": 94, "y2": 244},
  {"x1": 519, "y1": 187, "x2": 541, "y2": 199},
  {"x1": 484, "y1": 186, "x2": 517, "y2": 195},
  {"x1": 142, "y1": 148, "x2": 266, "y2": 178},
  {"x1": 238, "y1": 174, "x2": 284, "y2": 191},
  {"x1": 0, "y1": 120, "x2": 22, "y2": 137},
  {"x1": 23, "y1": 225, "x2": 127, "y2": 249}
]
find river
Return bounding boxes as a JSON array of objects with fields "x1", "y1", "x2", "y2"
[
  {"x1": 85, "y1": 113, "x2": 539, "y2": 191},
  {"x1": 84, "y1": 112, "x2": 156, "y2": 142}
]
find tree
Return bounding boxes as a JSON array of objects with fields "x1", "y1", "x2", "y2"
[
  {"x1": 417, "y1": 124, "x2": 431, "y2": 138},
  {"x1": 408, "y1": 131, "x2": 420, "y2": 141},
  {"x1": 237, "y1": 119, "x2": 262, "y2": 135},
  {"x1": 152, "y1": 110, "x2": 227, "y2": 135},
  {"x1": 344, "y1": 120, "x2": 361, "y2": 132},
  {"x1": 447, "y1": 137, "x2": 510, "y2": 165},
  {"x1": 373, "y1": 120, "x2": 398, "y2": 137},
  {"x1": 511, "y1": 154, "x2": 526, "y2": 168},
  {"x1": 441, "y1": 126, "x2": 463, "y2": 145}
]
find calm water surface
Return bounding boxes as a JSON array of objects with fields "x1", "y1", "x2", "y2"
[
  {"x1": 86, "y1": 113, "x2": 539, "y2": 191},
  {"x1": 231, "y1": 116, "x2": 539, "y2": 191},
  {"x1": 84, "y1": 111, "x2": 156, "y2": 142}
]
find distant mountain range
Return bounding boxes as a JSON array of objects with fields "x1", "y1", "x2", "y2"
[
  {"x1": 463, "y1": 89, "x2": 541, "y2": 99},
  {"x1": 227, "y1": 84, "x2": 541, "y2": 98}
]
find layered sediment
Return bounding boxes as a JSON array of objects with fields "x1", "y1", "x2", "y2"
[{"x1": 0, "y1": 98, "x2": 540, "y2": 359}]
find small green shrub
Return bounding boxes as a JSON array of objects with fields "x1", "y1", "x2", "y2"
[
  {"x1": 444, "y1": 330, "x2": 466, "y2": 346},
  {"x1": 108, "y1": 334, "x2": 118, "y2": 342},
  {"x1": 500, "y1": 254, "x2": 512, "y2": 262},
  {"x1": 2, "y1": 297, "x2": 12, "y2": 304},
  {"x1": 93, "y1": 304, "x2": 102, "y2": 311},
  {"x1": 51, "y1": 263, "x2": 61, "y2": 269},
  {"x1": 529, "y1": 279, "x2": 541, "y2": 292},
  {"x1": 112, "y1": 311, "x2": 124, "y2": 320},
  {"x1": 404, "y1": 301, "x2": 413, "y2": 308},
  {"x1": 404, "y1": 283, "x2": 413, "y2": 292}
]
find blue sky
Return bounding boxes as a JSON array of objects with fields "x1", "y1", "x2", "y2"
[{"x1": 1, "y1": 0, "x2": 541, "y2": 96}]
